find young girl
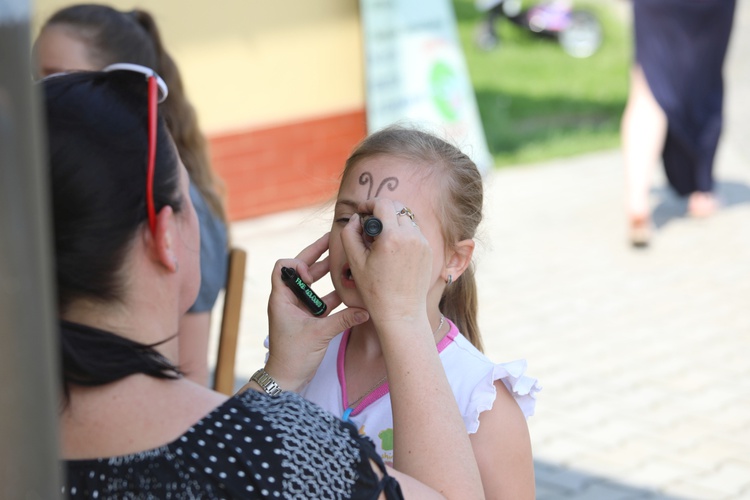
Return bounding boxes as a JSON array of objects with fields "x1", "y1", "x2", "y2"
[{"x1": 300, "y1": 126, "x2": 541, "y2": 499}]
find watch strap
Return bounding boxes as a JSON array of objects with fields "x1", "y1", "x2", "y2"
[{"x1": 250, "y1": 368, "x2": 282, "y2": 396}]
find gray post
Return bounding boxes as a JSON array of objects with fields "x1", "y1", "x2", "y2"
[{"x1": 0, "y1": 1, "x2": 61, "y2": 497}]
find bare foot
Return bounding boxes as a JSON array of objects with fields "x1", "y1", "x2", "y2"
[{"x1": 688, "y1": 192, "x2": 718, "y2": 218}]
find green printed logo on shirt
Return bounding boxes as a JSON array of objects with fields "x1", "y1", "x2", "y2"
[{"x1": 378, "y1": 428, "x2": 394, "y2": 451}]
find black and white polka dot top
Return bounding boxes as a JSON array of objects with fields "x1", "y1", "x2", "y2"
[{"x1": 63, "y1": 390, "x2": 402, "y2": 499}]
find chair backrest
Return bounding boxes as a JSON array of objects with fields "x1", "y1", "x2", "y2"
[{"x1": 213, "y1": 247, "x2": 247, "y2": 395}]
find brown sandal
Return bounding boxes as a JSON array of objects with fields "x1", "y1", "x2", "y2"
[{"x1": 629, "y1": 216, "x2": 651, "y2": 248}]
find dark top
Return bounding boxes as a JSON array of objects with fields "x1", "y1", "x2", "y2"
[
  {"x1": 633, "y1": 0, "x2": 736, "y2": 195},
  {"x1": 63, "y1": 390, "x2": 403, "y2": 499},
  {"x1": 188, "y1": 181, "x2": 229, "y2": 313}
]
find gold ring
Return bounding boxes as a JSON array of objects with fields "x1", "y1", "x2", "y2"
[{"x1": 396, "y1": 207, "x2": 416, "y2": 222}]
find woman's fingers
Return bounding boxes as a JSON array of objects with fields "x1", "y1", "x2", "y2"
[
  {"x1": 307, "y1": 256, "x2": 330, "y2": 283},
  {"x1": 294, "y1": 232, "x2": 330, "y2": 264},
  {"x1": 339, "y1": 198, "x2": 433, "y2": 323},
  {"x1": 272, "y1": 232, "x2": 331, "y2": 286},
  {"x1": 340, "y1": 213, "x2": 366, "y2": 269}
]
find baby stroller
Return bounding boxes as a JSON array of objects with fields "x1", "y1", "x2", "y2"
[{"x1": 475, "y1": 0, "x2": 602, "y2": 58}]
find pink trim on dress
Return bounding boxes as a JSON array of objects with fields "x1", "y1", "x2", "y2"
[
  {"x1": 351, "y1": 382, "x2": 390, "y2": 417},
  {"x1": 436, "y1": 320, "x2": 459, "y2": 353},
  {"x1": 340, "y1": 320, "x2": 459, "y2": 417}
]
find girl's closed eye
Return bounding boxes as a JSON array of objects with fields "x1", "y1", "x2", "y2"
[{"x1": 334, "y1": 200, "x2": 360, "y2": 225}]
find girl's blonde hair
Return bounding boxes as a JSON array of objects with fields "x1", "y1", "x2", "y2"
[{"x1": 341, "y1": 126, "x2": 485, "y2": 351}]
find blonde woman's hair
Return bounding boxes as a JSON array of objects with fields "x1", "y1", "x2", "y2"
[
  {"x1": 41, "y1": 4, "x2": 228, "y2": 224},
  {"x1": 341, "y1": 126, "x2": 485, "y2": 351}
]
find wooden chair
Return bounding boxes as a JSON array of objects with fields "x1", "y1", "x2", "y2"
[{"x1": 213, "y1": 247, "x2": 247, "y2": 395}]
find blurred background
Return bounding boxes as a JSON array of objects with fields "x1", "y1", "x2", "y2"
[
  {"x1": 30, "y1": 0, "x2": 629, "y2": 220},
  {"x1": 20, "y1": 0, "x2": 750, "y2": 498}
]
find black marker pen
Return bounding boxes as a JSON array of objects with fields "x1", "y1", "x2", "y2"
[
  {"x1": 361, "y1": 215, "x2": 383, "y2": 237},
  {"x1": 280, "y1": 267, "x2": 327, "y2": 316}
]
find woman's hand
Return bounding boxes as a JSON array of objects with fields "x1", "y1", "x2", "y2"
[
  {"x1": 340, "y1": 199, "x2": 432, "y2": 327},
  {"x1": 265, "y1": 233, "x2": 369, "y2": 392},
  {"x1": 340, "y1": 200, "x2": 485, "y2": 497}
]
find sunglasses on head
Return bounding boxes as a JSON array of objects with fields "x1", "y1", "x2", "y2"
[
  {"x1": 102, "y1": 64, "x2": 169, "y2": 237},
  {"x1": 41, "y1": 63, "x2": 170, "y2": 236}
]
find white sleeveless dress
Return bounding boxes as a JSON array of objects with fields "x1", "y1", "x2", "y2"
[{"x1": 300, "y1": 319, "x2": 541, "y2": 465}]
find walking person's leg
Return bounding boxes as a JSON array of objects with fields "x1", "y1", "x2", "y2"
[{"x1": 621, "y1": 64, "x2": 667, "y2": 246}]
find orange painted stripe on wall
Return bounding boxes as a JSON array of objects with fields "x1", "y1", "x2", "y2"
[{"x1": 209, "y1": 109, "x2": 367, "y2": 221}]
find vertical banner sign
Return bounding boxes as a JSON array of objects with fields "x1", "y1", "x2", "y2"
[{"x1": 360, "y1": 0, "x2": 494, "y2": 173}]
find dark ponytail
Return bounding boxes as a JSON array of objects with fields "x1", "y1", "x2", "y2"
[
  {"x1": 61, "y1": 321, "x2": 182, "y2": 403},
  {"x1": 44, "y1": 71, "x2": 183, "y2": 399}
]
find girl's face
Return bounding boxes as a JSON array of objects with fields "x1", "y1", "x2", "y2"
[{"x1": 330, "y1": 155, "x2": 448, "y2": 309}]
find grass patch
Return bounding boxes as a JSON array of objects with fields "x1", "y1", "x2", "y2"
[{"x1": 454, "y1": 0, "x2": 632, "y2": 166}]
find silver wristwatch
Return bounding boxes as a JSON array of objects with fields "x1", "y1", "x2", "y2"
[{"x1": 250, "y1": 368, "x2": 282, "y2": 396}]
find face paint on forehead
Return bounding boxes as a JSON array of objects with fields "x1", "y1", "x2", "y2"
[{"x1": 358, "y1": 171, "x2": 400, "y2": 199}]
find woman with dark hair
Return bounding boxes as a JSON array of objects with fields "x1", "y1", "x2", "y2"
[
  {"x1": 45, "y1": 69, "x2": 483, "y2": 498},
  {"x1": 35, "y1": 4, "x2": 228, "y2": 385}
]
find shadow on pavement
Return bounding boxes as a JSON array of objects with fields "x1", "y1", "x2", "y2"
[
  {"x1": 651, "y1": 180, "x2": 750, "y2": 229},
  {"x1": 535, "y1": 461, "x2": 687, "y2": 500}
]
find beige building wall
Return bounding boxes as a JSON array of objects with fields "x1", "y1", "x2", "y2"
[{"x1": 32, "y1": 0, "x2": 366, "y2": 133}]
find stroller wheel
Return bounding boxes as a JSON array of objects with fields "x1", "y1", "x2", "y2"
[
  {"x1": 559, "y1": 10, "x2": 602, "y2": 58},
  {"x1": 502, "y1": 0, "x2": 523, "y2": 18},
  {"x1": 474, "y1": 21, "x2": 500, "y2": 51}
]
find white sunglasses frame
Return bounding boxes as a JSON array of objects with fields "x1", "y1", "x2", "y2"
[{"x1": 103, "y1": 63, "x2": 169, "y2": 103}]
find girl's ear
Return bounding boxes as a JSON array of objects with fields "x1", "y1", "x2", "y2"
[
  {"x1": 444, "y1": 239, "x2": 475, "y2": 282},
  {"x1": 153, "y1": 205, "x2": 178, "y2": 272}
]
